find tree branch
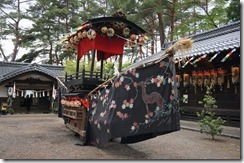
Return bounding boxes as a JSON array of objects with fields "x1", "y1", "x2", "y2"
[{"x1": 0, "y1": 8, "x2": 17, "y2": 24}]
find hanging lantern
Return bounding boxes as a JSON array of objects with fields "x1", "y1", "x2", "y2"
[
  {"x1": 82, "y1": 30, "x2": 87, "y2": 38},
  {"x1": 78, "y1": 31, "x2": 83, "y2": 39},
  {"x1": 217, "y1": 68, "x2": 225, "y2": 91},
  {"x1": 210, "y1": 69, "x2": 218, "y2": 86},
  {"x1": 107, "y1": 28, "x2": 115, "y2": 37},
  {"x1": 73, "y1": 35, "x2": 79, "y2": 44},
  {"x1": 176, "y1": 75, "x2": 181, "y2": 88},
  {"x1": 137, "y1": 35, "x2": 145, "y2": 45},
  {"x1": 203, "y1": 70, "x2": 210, "y2": 87},
  {"x1": 87, "y1": 29, "x2": 96, "y2": 40},
  {"x1": 70, "y1": 44, "x2": 77, "y2": 50},
  {"x1": 231, "y1": 66, "x2": 240, "y2": 84},
  {"x1": 69, "y1": 37, "x2": 74, "y2": 44},
  {"x1": 130, "y1": 34, "x2": 137, "y2": 41},
  {"x1": 101, "y1": 26, "x2": 108, "y2": 34},
  {"x1": 123, "y1": 27, "x2": 130, "y2": 37},
  {"x1": 183, "y1": 73, "x2": 190, "y2": 88},
  {"x1": 197, "y1": 71, "x2": 204, "y2": 88},
  {"x1": 192, "y1": 71, "x2": 198, "y2": 87}
]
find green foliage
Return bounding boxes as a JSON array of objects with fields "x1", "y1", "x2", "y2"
[
  {"x1": 122, "y1": 61, "x2": 132, "y2": 69},
  {"x1": 196, "y1": 85, "x2": 225, "y2": 140},
  {"x1": 64, "y1": 60, "x2": 77, "y2": 75},
  {"x1": 0, "y1": 0, "x2": 239, "y2": 63},
  {"x1": 226, "y1": 0, "x2": 240, "y2": 22}
]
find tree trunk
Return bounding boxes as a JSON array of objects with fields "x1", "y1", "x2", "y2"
[
  {"x1": 65, "y1": 0, "x2": 69, "y2": 33},
  {"x1": 150, "y1": 16, "x2": 155, "y2": 55},
  {"x1": 54, "y1": 45, "x2": 60, "y2": 65},
  {"x1": 0, "y1": 45, "x2": 9, "y2": 62},
  {"x1": 157, "y1": 12, "x2": 165, "y2": 48},
  {"x1": 49, "y1": 41, "x2": 53, "y2": 64},
  {"x1": 170, "y1": 0, "x2": 177, "y2": 41},
  {"x1": 11, "y1": 0, "x2": 21, "y2": 62}
]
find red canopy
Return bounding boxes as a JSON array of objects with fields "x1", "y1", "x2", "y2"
[{"x1": 78, "y1": 33, "x2": 125, "y2": 61}]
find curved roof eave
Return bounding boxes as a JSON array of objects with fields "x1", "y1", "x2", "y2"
[
  {"x1": 85, "y1": 16, "x2": 147, "y2": 34},
  {"x1": 0, "y1": 64, "x2": 59, "y2": 84}
]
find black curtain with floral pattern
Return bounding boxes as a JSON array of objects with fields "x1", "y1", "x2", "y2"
[{"x1": 87, "y1": 55, "x2": 180, "y2": 148}]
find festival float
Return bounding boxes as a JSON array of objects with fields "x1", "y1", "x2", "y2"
[{"x1": 60, "y1": 11, "x2": 193, "y2": 147}]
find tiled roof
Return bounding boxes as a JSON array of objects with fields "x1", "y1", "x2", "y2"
[
  {"x1": 124, "y1": 21, "x2": 240, "y2": 70},
  {"x1": 0, "y1": 62, "x2": 64, "y2": 83}
]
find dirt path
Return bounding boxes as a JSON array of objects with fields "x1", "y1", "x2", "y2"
[{"x1": 0, "y1": 114, "x2": 240, "y2": 160}]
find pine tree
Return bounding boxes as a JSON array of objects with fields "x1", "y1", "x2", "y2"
[{"x1": 196, "y1": 84, "x2": 225, "y2": 140}]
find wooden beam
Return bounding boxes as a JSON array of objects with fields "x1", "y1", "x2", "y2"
[
  {"x1": 100, "y1": 52, "x2": 104, "y2": 79},
  {"x1": 76, "y1": 54, "x2": 80, "y2": 79},
  {"x1": 90, "y1": 50, "x2": 96, "y2": 77}
]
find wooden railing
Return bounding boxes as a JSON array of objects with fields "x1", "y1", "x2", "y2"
[{"x1": 65, "y1": 69, "x2": 111, "y2": 82}]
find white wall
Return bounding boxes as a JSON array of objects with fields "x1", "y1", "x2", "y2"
[{"x1": 0, "y1": 85, "x2": 7, "y2": 97}]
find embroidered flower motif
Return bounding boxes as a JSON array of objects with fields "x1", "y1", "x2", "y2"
[
  {"x1": 170, "y1": 94, "x2": 174, "y2": 100},
  {"x1": 145, "y1": 119, "x2": 149, "y2": 124},
  {"x1": 123, "y1": 100, "x2": 127, "y2": 104},
  {"x1": 135, "y1": 73, "x2": 139, "y2": 78},
  {"x1": 115, "y1": 82, "x2": 120, "y2": 88},
  {"x1": 105, "y1": 89, "x2": 110, "y2": 97},
  {"x1": 145, "y1": 114, "x2": 149, "y2": 119},
  {"x1": 130, "y1": 98, "x2": 134, "y2": 104},
  {"x1": 100, "y1": 111, "x2": 106, "y2": 117},
  {"x1": 122, "y1": 104, "x2": 126, "y2": 109},
  {"x1": 116, "y1": 111, "x2": 128, "y2": 120},
  {"x1": 120, "y1": 76, "x2": 124, "y2": 82},
  {"x1": 125, "y1": 84, "x2": 130, "y2": 91},
  {"x1": 149, "y1": 111, "x2": 154, "y2": 117},
  {"x1": 131, "y1": 126, "x2": 136, "y2": 131},
  {"x1": 109, "y1": 100, "x2": 117, "y2": 109},
  {"x1": 113, "y1": 103, "x2": 117, "y2": 109},
  {"x1": 117, "y1": 111, "x2": 124, "y2": 118},
  {"x1": 97, "y1": 123, "x2": 101, "y2": 130},
  {"x1": 133, "y1": 82, "x2": 138, "y2": 87},
  {"x1": 156, "y1": 106, "x2": 160, "y2": 111},
  {"x1": 168, "y1": 78, "x2": 171, "y2": 83},
  {"x1": 123, "y1": 113, "x2": 128, "y2": 119},
  {"x1": 154, "y1": 78, "x2": 158, "y2": 84},
  {"x1": 157, "y1": 82, "x2": 161, "y2": 87},
  {"x1": 133, "y1": 122, "x2": 138, "y2": 126},
  {"x1": 160, "y1": 62, "x2": 164, "y2": 68},
  {"x1": 157, "y1": 75, "x2": 161, "y2": 80}
]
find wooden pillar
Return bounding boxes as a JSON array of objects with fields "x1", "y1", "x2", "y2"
[
  {"x1": 100, "y1": 52, "x2": 104, "y2": 79},
  {"x1": 76, "y1": 54, "x2": 80, "y2": 79},
  {"x1": 90, "y1": 50, "x2": 96, "y2": 77},
  {"x1": 119, "y1": 54, "x2": 123, "y2": 72}
]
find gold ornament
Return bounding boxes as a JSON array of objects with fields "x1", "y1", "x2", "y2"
[
  {"x1": 107, "y1": 28, "x2": 115, "y2": 37},
  {"x1": 123, "y1": 28, "x2": 130, "y2": 37},
  {"x1": 101, "y1": 26, "x2": 108, "y2": 34},
  {"x1": 87, "y1": 29, "x2": 96, "y2": 40}
]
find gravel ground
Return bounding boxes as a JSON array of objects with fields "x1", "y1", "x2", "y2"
[{"x1": 0, "y1": 114, "x2": 240, "y2": 160}]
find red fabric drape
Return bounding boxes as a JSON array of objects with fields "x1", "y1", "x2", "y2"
[{"x1": 78, "y1": 33, "x2": 125, "y2": 61}]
